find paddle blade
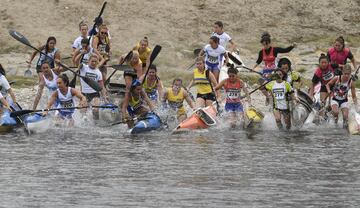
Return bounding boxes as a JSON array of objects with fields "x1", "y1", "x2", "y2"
[
  {"x1": 81, "y1": 76, "x2": 102, "y2": 92},
  {"x1": 149, "y1": 45, "x2": 162, "y2": 64},
  {"x1": 228, "y1": 52, "x2": 242, "y2": 65},
  {"x1": 9, "y1": 30, "x2": 31, "y2": 47},
  {"x1": 10, "y1": 110, "x2": 34, "y2": 117},
  {"x1": 110, "y1": 64, "x2": 133, "y2": 71}
]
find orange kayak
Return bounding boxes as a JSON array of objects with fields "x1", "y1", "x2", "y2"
[{"x1": 175, "y1": 105, "x2": 217, "y2": 130}]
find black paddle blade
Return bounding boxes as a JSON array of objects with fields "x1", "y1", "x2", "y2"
[
  {"x1": 81, "y1": 76, "x2": 102, "y2": 92},
  {"x1": 9, "y1": 30, "x2": 31, "y2": 47},
  {"x1": 10, "y1": 110, "x2": 34, "y2": 118},
  {"x1": 98, "y1": 2, "x2": 107, "y2": 19},
  {"x1": 110, "y1": 64, "x2": 133, "y2": 71},
  {"x1": 228, "y1": 52, "x2": 242, "y2": 65},
  {"x1": 149, "y1": 45, "x2": 162, "y2": 63}
]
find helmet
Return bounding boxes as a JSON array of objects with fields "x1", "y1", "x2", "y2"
[{"x1": 131, "y1": 79, "x2": 141, "y2": 87}]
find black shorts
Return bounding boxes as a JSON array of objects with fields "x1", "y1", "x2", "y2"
[
  {"x1": 83, "y1": 92, "x2": 100, "y2": 103},
  {"x1": 123, "y1": 69, "x2": 137, "y2": 79},
  {"x1": 196, "y1": 93, "x2": 216, "y2": 101},
  {"x1": 275, "y1": 108, "x2": 290, "y2": 115},
  {"x1": 320, "y1": 85, "x2": 333, "y2": 93}
]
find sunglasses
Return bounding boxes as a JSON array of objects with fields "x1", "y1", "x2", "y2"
[{"x1": 100, "y1": 32, "x2": 107, "y2": 35}]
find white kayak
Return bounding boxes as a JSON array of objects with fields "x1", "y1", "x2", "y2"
[
  {"x1": 219, "y1": 51, "x2": 244, "y2": 83},
  {"x1": 348, "y1": 111, "x2": 360, "y2": 135}
]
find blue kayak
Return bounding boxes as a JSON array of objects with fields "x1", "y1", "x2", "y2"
[
  {"x1": 130, "y1": 112, "x2": 162, "y2": 134},
  {"x1": 0, "y1": 111, "x2": 48, "y2": 132}
]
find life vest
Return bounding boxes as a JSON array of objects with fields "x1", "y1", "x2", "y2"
[
  {"x1": 57, "y1": 87, "x2": 75, "y2": 113},
  {"x1": 314, "y1": 65, "x2": 335, "y2": 85},
  {"x1": 167, "y1": 88, "x2": 185, "y2": 109},
  {"x1": 262, "y1": 47, "x2": 276, "y2": 69},
  {"x1": 143, "y1": 76, "x2": 159, "y2": 94},
  {"x1": 97, "y1": 36, "x2": 110, "y2": 56},
  {"x1": 135, "y1": 43, "x2": 151, "y2": 64},
  {"x1": 193, "y1": 68, "x2": 212, "y2": 94},
  {"x1": 36, "y1": 48, "x2": 59, "y2": 68},
  {"x1": 224, "y1": 79, "x2": 242, "y2": 103},
  {"x1": 129, "y1": 93, "x2": 143, "y2": 111},
  {"x1": 333, "y1": 75, "x2": 351, "y2": 101},
  {"x1": 328, "y1": 47, "x2": 350, "y2": 65}
]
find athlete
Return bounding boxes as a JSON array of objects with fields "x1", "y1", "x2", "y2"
[
  {"x1": 326, "y1": 64, "x2": 357, "y2": 128},
  {"x1": 139, "y1": 65, "x2": 163, "y2": 105},
  {"x1": 214, "y1": 67, "x2": 250, "y2": 128},
  {"x1": 162, "y1": 78, "x2": 195, "y2": 122}
]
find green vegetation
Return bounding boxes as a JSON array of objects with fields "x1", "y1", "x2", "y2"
[{"x1": 7, "y1": 75, "x2": 37, "y2": 89}]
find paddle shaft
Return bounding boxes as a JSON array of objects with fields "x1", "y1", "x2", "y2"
[
  {"x1": 104, "y1": 51, "x2": 133, "y2": 85},
  {"x1": 10, "y1": 105, "x2": 118, "y2": 117}
]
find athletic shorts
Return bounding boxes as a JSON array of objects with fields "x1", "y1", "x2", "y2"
[
  {"x1": 274, "y1": 108, "x2": 290, "y2": 115},
  {"x1": 225, "y1": 102, "x2": 243, "y2": 113},
  {"x1": 205, "y1": 62, "x2": 221, "y2": 72},
  {"x1": 83, "y1": 92, "x2": 100, "y2": 103},
  {"x1": 196, "y1": 93, "x2": 216, "y2": 101},
  {"x1": 58, "y1": 110, "x2": 74, "y2": 119},
  {"x1": 331, "y1": 98, "x2": 348, "y2": 109},
  {"x1": 261, "y1": 68, "x2": 274, "y2": 81}
]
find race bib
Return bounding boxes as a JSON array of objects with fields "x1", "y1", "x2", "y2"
[
  {"x1": 323, "y1": 71, "x2": 334, "y2": 81},
  {"x1": 227, "y1": 91, "x2": 240, "y2": 99},
  {"x1": 273, "y1": 88, "x2": 285, "y2": 100},
  {"x1": 207, "y1": 55, "x2": 218, "y2": 64},
  {"x1": 85, "y1": 72, "x2": 98, "y2": 81},
  {"x1": 61, "y1": 100, "x2": 73, "y2": 108}
]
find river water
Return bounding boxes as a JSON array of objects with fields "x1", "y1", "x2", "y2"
[{"x1": 0, "y1": 119, "x2": 360, "y2": 208}]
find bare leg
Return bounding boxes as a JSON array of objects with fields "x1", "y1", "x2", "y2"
[
  {"x1": 342, "y1": 107, "x2": 349, "y2": 128},
  {"x1": 273, "y1": 110, "x2": 282, "y2": 130},
  {"x1": 196, "y1": 97, "x2": 206, "y2": 108},
  {"x1": 331, "y1": 104, "x2": 339, "y2": 123}
]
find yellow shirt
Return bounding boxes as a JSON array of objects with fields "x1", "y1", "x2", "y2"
[
  {"x1": 167, "y1": 87, "x2": 186, "y2": 117},
  {"x1": 134, "y1": 43, "x2": 151, "y2": 64},
  {"x1": 130, "y1": 58, "x2": 143, "y2": 68},
  {"x1": 193, "y1": 68, "x2": 212, "y2": 95},
  {"x1": 143, "y1": 77, "x2": 158, "y2": 94},
  {"x1": 129, "y1": 94, "x2": 142, "y2": 110},
  {"x1": 265, "y1": 80, "x2": 292, "y2": 110}
]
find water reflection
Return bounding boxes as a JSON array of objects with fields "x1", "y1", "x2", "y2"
[{"x1": 0, "y1": 125, "x2": 359, "y2": 207}]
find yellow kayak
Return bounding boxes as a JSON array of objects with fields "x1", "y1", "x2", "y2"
[{"x1": 245, "y1": 106, "x2": 264, "y2": 128}]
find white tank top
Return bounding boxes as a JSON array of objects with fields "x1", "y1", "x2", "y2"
[
  {"x1": 37, "y1": 48, "x2": 59, "y2": 68},
  {"x1": 57, "y1": 87, "x2": 75, "y2": 111},
  {"x1": 43, "y1": 69, "x2": 58, "y2": 91},
  {"x1": 79, "y1": 64, "x2": 102, "y2": 94}
]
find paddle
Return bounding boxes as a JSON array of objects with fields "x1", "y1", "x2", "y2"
[
  {"x1": 9, "y1": 105, "x2": 30, "y2": 134},
  {"x1": 71, "y1": 1, "x2": 107, "y2": 88},
  {"x1": 352, "y1": 65, "x2": 360, "y2": 81},
  {"x1": 9, "y1": 30, "x2": 102, "y2": 92},
  {"x1": 104, "y1": 50, "x2": 133, "y2": 86},
  {"x1": 227, "y1": 52, "x2": 262, "y2": 75},
  {"x1": 240, "y1": 79, "x2": 273, "y2": 99},
  {"x1": 10, "y1": 105, "x2": 118, "y2": 117},
  {"x1": 141, "y1": 45, "x2": 162, "y2": 85}
]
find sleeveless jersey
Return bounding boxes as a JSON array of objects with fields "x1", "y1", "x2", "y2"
[
  {"x1": 262, "y1": 47, "x2": 276, "y2": 69},
  {"x1": 194, "y1": 68, "x2": 212, "y2": 94},
  {"x1": 57, "y1": 87, "x2": 75, "y2": 113},
  {"x1": 43, "y1": 69, "x2": 58, "y2": 91},
  {"x1": 224, "y1": 79, "x2": 242, "y2": 103},
  {"x1": 167, "y1": 88, "x2": 185, "y2": 109}
]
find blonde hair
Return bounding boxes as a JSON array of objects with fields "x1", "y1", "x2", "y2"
[
  {"x1": 343, "y1": 64, "x2": 352, "y2": 74},
  {"x1": 196, "y1": 56, "x2": 205, "y2": 63}
]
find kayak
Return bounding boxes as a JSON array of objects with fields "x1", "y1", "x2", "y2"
[
  {"x1": 348, "y1": 111, "x2": 360, "y2": 135},
  {"x1": 174, "y1": 105, "x2": 217, "y2": 131},
  {"x1": 245, "y1": 106, "x2": 264, "y2": 128},
  {"x1": 99, "y1": 103, "x2": 120, "y2": 123},
  {"x1": 25, "y1": 113, "x2": 51, "y2": 133},
  {"x1": 219, "y1": 51, "x2": 244, "y2": 83},
  {"x1": 130, "y1": 112, "x2": 162, "y2": 134},
  {"x1": 292, "y1": 90, "x2": 314, "y2": 127},
  {"x1": 0, "y1": 111, "x2": 49, "y2": 133}
]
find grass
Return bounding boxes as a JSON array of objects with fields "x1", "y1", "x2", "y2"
[{"x1": 7, "y1": 75, "x2": 37, "y2": 89}]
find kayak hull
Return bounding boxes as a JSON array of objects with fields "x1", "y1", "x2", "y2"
[
  {"x1": 292, "y1": 90, "x2": 314, "y2": 127},
  {"x1": 349, "y1": 111, "x2": 360, "y2": 135},
  {"x1": 175, "y1": 105, "x2": 217, "y2": 130},
  {"x1": 245, "y1": 106, "x2": 264, "y2": 128},
  {"x1": 130, "y1": 112, "x2": 162, "y2": 134},
  {"x1": 25, "y1": 113, "x2": 50, "y2": 133}
]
